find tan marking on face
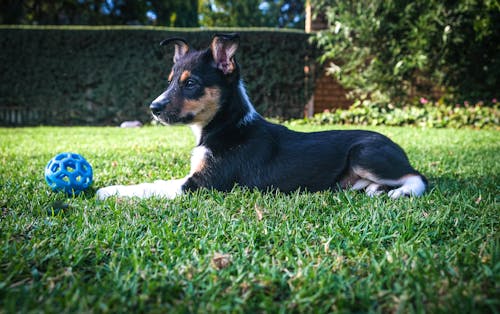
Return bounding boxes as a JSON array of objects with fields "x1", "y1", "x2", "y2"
[
  {"x1": 181, "y1": 87, "x2": 221, "y2": 126},
  {"x1": 180, "y1": 70, "x2": 191, "y2": 83},
  {"x1": 168, "y1": 71, "x2": 174, "y2": 82}
]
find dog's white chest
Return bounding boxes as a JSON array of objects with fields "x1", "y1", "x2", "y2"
[{"x1": 190, "y1": 146, "x2": 211, "y2": 175}]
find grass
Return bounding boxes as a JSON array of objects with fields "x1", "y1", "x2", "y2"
[{"x1": 0, "y1": 124, "x2": 498, "y2": 313}]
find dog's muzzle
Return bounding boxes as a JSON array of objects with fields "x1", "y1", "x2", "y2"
[
  {"x1": 150, "y1": 98, "x2": 181, "y2": 125},
  {"x1": 150, "y1": 100, "x2": 166, "y2": 116}
]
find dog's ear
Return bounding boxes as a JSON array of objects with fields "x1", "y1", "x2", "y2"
[
  {"x1": 160, "y1": 37, "x2": 190, "y2": 63},
  {"x1": 210, "y1": 33, "x2": 240, "y2": 75}
]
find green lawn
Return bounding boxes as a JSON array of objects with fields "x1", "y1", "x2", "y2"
[{"x1": 0, "y1": 125, "x2": 498, "y2": 313}]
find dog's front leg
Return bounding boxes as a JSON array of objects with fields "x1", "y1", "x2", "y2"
[{"x1": 96, "y1": 178, "x2": 185, "y2": 200}]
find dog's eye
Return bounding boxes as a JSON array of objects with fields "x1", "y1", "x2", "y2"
[{"x1": 184, "y1": 78, "x2": 196, "y2": 89}]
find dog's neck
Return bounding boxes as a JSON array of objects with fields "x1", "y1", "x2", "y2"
[
  {"x1": 190, "y1": 79, "x2": 260, "y2": 147},
  {"x1": 236, "y1": 81, "x2": 258, "y2": 126},
  {"x1": 189, "y1": 123, "x2": 204, "y2": 145}
]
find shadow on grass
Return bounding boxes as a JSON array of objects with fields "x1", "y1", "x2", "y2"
[{"x1": 428, "y1": 175, "x2": 498, "y2": 197}]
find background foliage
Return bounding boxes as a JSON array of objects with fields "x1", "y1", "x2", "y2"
[
  {"x1": 0, "y1": 0, "x2": 304, "y2": 29},
  {"x1": 0, "y1": 26, "x2": 314, "y2": 126},
  {"x1": 301, "y1": 100, "x2": 499, "y2": 130},
  {"x1": 199, "y1": 0, "x2": 304, "y2": 28},
  {"x1": 0, "y1": 0, "x2": 199, "y2": 27},
  {"x1": 312, "y1": 0, "x2": 500, "y2": 105}
]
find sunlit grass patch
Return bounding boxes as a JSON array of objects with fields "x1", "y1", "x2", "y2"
[{"x1": 0, "y1": 125, "x2": 498, "y2": 313}]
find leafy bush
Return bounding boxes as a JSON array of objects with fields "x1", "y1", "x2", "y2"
[
  {"x1": 298, "y1": 100, "x2": 499, "y2": 129},
  {"x1": 0, "y1": 26, "x2": 315, "y2": 126},
  {"x1": 312, "y1": 0, "x2": 499, "y2": 105}
]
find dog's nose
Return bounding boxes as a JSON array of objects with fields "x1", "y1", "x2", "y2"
[{"x1": 150, "y1": 101, "x2": 166, "y2": 116}]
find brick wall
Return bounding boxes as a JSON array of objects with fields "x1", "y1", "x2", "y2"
[
  {"x1": 306, "y1": 3, "x2": 352, "y2": 115},
  {"x1": 313, "y1": 67, "x2": 352, "y2": 113}
]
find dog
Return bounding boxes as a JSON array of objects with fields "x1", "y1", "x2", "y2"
[{"x1": 96, "y1": 33, "x2": 427, "y2": 200}]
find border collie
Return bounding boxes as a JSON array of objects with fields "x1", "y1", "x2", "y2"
[{"x1": 96, "y1": 33, "x2": 427, "y2": 200}]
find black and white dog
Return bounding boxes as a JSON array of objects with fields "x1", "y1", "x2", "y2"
[{"x1": 96, "y1": 33, "x2": 427, "y2": 200}]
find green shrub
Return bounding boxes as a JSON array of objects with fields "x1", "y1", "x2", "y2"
[
  {"x1": 0, "y1": 26, "x2": 315, "y2": 126},
  {"x1": 297, "y1": 100, "x2": 499, "y2": 129},
  {"x1": 312, "y1": 0, "x2": 499, "y2": 105}
]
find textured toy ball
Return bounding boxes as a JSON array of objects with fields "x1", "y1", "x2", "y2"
[{"x1": 45, "y1": 152, "x2": 93, "y2": 195}]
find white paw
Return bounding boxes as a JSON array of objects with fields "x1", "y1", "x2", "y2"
[
  {"x1": 388, "y1": 176, "x2": 426, "y2": 199},
  {"x1": 365, "y1": 183, "x2": 384, "y2": 197},
  {"x1": 96, "y1": 179, "x2": 186, "y2": 200},
  {"x1": 388, "y1": 187, "x2": 412, "y2": 199},
  {"x1": 96, "y1": 185, "x2": 123, "y2": 200}
]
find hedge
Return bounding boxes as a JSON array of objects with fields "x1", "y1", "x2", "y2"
[
  {"x1": 296, "y1": 100, "x2": 499, "y2": 130},
  {"x1": 0, "y1": 26, "x2": 315, "y2": 126}
]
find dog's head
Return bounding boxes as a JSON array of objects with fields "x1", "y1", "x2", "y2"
[{"x1": 150, "y1": 33, "x2": 240, "y2": 126}]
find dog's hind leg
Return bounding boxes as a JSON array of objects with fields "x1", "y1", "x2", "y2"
[
  {"x1": 350, "y1": 179, "x2": 371, "y2": 191},
  {"x1": 365, "y1": 182, "x2": 385, "y2": 197},
  {"x1": 386, "y1": 175, "x2": 426, "y2": 198},
  {"x1": 350, "y1": 167, "x2": 426, "y2": 198},
  {"x1": 348, "y1": 142, "x2": 427, "y2": 198}
]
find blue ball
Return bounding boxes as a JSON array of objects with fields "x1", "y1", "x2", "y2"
[{"x1": 45, "y1": 152, "x2": 93, "y2": 195}]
